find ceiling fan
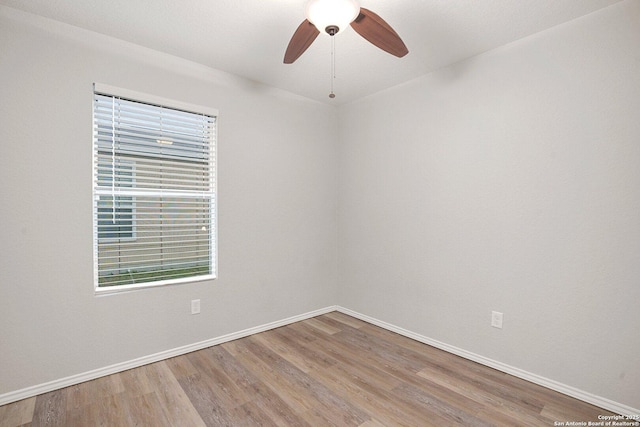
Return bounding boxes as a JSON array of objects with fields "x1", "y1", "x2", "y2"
[{"x1": 283, "y1": 0, "x2": 409, "y2": 64}]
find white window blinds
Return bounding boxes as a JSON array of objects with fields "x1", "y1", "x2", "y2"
[{"x1": 93, "y1": 84, "x2": 217, "y2": 291}]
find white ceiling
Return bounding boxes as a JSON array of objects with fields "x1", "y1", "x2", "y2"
[{"x1": 0, "y1": 0, "x2": 623, "y2": 104}]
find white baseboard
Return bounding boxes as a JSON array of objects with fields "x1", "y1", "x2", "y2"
[
  {"x1": 0, "y1": 305, "x2": 337, "y2": 406},
  {"x1": 336, "y1": 306, "x2": 639, "y2": 417},
  {"x1": 2, "y1": 304, "x2": 637, "y2": 417}
]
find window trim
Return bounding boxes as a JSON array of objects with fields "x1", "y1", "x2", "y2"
[{"x1": 92, "y1": 83, "x2": 218, "y2": 295}]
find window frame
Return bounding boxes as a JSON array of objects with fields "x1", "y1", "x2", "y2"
[{"x1": 92, "y1": 83, "x2": 218, "y2": 294}]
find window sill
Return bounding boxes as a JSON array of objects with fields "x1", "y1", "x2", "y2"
[{"x1": 94, "y1": 274, "x2": 216, "y2": 296}]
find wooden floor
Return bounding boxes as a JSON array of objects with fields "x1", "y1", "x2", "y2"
[{"x1": 1, "y1": 312, "x2": 613, "y2": 426}]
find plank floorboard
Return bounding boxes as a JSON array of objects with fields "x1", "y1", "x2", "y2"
[
  {"x1": 0, "y1": 397, "x2": 35, "y2": 427},
  {"x1": 177, "y1": 373, "x2": 235, "y2": 426},
  {"x1": 30, "y1": 390, "x2": 67, "y2": 426},
  {"x1": 0, "y1": 312, "x2": 615, "y2": 426}
]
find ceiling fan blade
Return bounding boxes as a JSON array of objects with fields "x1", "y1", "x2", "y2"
[
  {"x1": 284, "y1": 19, "x2": 320, "y2": 64},
  {"x1": 350, "y1": 8, "x2": 409, "y2": 58}
]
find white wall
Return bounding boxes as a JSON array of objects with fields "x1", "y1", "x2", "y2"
[
  {"x1": 337, "y1": 0, "x2": 640, "y2": 410},
  {"x1": 0, "y1": 7, "x2": 338, "y2": 396}
]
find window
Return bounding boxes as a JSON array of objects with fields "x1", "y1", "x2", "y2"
[
  {"x1": 97, "y1": 196, "x2": 135, "y2": 240},
  {"x1": 97, "y1": 163, "x2": 135, "y2": 241},
  {"x1": 93, "y1": 84, "x2": 217, "y2": 292}
]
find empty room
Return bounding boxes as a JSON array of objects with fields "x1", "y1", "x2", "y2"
[{"x1": 0, "y1": 0, "x2": 638, "y2": 425}]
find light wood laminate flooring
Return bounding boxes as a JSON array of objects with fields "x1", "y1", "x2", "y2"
[{"x1": 0, "y1": 312, "x2": 614, "y2": 426}]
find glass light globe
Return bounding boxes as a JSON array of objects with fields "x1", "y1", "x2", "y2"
[{"x1": 305, "y1": 0, "x2": 360, "y2": 35}]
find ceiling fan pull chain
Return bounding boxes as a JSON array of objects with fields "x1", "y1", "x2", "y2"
[{"x1": 329, "y1": 35, "x2": 336, "y2": 99}]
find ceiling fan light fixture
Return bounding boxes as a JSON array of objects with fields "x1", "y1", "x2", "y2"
[{"x1": 305, "y1": 0, "x2": 360, "y2": 35}]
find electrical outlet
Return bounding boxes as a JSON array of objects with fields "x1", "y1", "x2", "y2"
[
  {"x1": 191, "y1": 299, "x2": 201, "y2": 315},
  {"x1": 491, "y1": 311, "x2": 503, "y2": 329}
]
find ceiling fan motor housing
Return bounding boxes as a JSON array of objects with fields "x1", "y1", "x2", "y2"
[{"x1": 325, "y1": 25, "x2": 339, "y2": 36}]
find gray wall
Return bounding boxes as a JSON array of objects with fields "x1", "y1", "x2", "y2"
[
  {"x1": 0, "y1": 7, "x2": 338, "y2": 396},
  {"x1": 337, "y1": 0, "x2": 640, "y2": 409}
]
